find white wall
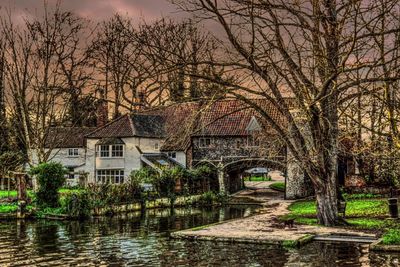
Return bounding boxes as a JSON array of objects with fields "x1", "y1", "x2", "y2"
[
  {"x1": 86, "y1": 137, "x2": 165, "y2": 184},
  {"x1": 175, "y1": 151, "x2": 187, "y2": 168},
  {"x1": 30, "y1": 148, "x2": 86, "y2": 168}
]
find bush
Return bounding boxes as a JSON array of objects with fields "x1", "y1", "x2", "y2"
[
  {"x1": 199, "y1": 191, "x2": 217, "y2": 206},
  {"x1": 62, "y1": 191, "x2": 92, "y2": 219},
  {"x1": 29, "y1": 162, "x2": 67, "y2": 208}
]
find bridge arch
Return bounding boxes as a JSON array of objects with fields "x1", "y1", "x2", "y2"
[{"x1": 220, "y1": 157, "x2": 286, "y2": 194}]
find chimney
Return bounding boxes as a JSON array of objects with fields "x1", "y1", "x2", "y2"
[
  {"x1": 96, "y1": 88, "x2": 108, "y2": 127},
  {"x1": 134, "y1": 91, "x2": 146, "y2": 112}
]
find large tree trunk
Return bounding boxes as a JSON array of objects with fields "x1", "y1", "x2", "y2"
[{"x1": 315, "y1": 170, "x2": 339, "y2": 226}]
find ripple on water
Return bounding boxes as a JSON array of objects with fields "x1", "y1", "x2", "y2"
[{"x1": 0, "y1": 206, "x2": 398, "y2": 266}]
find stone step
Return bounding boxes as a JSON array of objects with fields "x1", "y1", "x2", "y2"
[{"x1": 314, "y1": 234, "x2": 377, "y2": 243}]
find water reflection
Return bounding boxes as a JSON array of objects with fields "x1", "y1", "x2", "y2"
[{"x1": 0, "y1": 205, "x2": 398, "y2": 266}]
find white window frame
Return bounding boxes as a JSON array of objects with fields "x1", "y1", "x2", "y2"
[
  {"x1": 96, "y1": 144, "x2": 124, "y2": 158},
  {"x1": 96, "y1": 169, "x2": 125, "y2": 184},
  {"x1": 199, "y1": 138, "x2": 211, "y2": 148},
  {"x1": 111, "y1": 144, "x2": 124, "y2": 157},
  {"x1": 67, "y1": 148, "x2": 79, "y2": 157}
]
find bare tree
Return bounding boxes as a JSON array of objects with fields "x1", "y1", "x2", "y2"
[
  {"x1": 172, "y1": 0, "x2": 400, "y2": 225},
  {"x1": 1, "y1": 4, "x2": 90, "y2": 163}
]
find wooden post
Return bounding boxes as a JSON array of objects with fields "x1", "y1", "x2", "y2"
[{"x1": 14, "y1": 172, "x2": 27, "y2": 219}]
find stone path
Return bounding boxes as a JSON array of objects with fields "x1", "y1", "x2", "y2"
[{"x1": 172, "y1": 183, "x2": 377, "y2": 245}]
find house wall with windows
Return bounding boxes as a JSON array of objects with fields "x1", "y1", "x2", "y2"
[
  {"x1": 31, "y1": 148, "x2": 87, "y2": 169},
  {"x1": 85, "y1": 137, "x2": 165, "y2": 184}
]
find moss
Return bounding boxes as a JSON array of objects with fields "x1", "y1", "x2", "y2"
[{"x1": 282, "y1": 240, "x2": 298, "y2": 248}]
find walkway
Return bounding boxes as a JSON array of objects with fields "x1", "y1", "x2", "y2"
[{"x1": 172, "y1": 181, "x2": 376, "y2": 245}]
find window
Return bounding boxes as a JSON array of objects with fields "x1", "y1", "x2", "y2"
[
  {"x1": 154, "y1": 142, "x2": 159, "y2": 150},
  {"x1": 96, "y1": 145, "x2": 124, "y2": 158},
  {"x1": 112, "y1": 145, "x2": 124, "y2": 157},
  {"x1": 168, "y1": 152, "x2": 177, "y2": 159},
  {"x1": 68, "y1": 148, "x2": 79, "y2": 157},
  {"x1": 66, "y1": 167, "x2": 75, "y2": 179},
  {"x1": 96, "y1": 169, "x2": 125, "y2": 184},
  {"x1": 199, "y1": 138, "x2": 211, "y2": 148}
]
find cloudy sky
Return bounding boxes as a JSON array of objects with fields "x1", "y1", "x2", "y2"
[{"x1": 3, "y1": 0, "x2": 184, "y2": 23}]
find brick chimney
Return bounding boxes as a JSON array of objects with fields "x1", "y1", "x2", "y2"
[{"x1": 96, "y1": 88, "x2": 108, "y2": 127}]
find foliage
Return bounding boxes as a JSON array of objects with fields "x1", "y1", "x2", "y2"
[
  {"x1": 0, "y1": 204, "x2": 17, "y2": 213},
  {"x1": 86, "y1": 181, "x2": 143, "y2": 209},
  {"x1": 382, "y1": 229, "x2": 400, "y2": 245},
  {"x1": 29, "y1": 162, "x2": 67, "y2": 208},
  {"x1": 270, "y1": 182, "x2": 285, "y2": 192},
  {"x1": 198, "y1": 191, "x2": 217, "y2": 206},
  {"x1": 35, "y1": 207, "x2": 65, "y2": 218},
  {"x1": 62, "y1": 191, "x2": 92, "y2": 219}
]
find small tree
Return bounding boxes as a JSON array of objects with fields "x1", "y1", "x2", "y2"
[{"x1": 29, "y1": 162, "x2": 67, "y2": 208}]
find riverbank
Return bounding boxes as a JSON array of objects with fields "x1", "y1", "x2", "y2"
[{"x1": 171, "y1": 186, "x2": 379, "y2": 247}]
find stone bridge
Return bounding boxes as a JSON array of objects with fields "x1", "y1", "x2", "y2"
[{"x1": 194, "y1": 156, "x2": 313, "y2": 200}]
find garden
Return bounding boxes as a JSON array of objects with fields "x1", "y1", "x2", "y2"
[{"x1": 0, "y1": 162, "x2": 226, "y2": 219}]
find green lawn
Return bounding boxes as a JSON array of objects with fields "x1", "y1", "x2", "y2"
[
  {"x1": 0, "y1": 204, "x2": 17, "y2": 213},
  {"x1": 0, "y1": 188, "x2": 83, "y2": 199},
  {"x1": 288, "y1": 199, "x2": 388, "y2": 217},
  {"x1": 269, "y1": 182, "x2": 285, "y2": 192},
  {"x1": 244, "y1": 176, "x2": 272, "y2": 182}
]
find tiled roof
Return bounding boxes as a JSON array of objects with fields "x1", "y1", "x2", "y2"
[
  {"x1": 45, "y1": 127, "x2": 97, "y2": 148},
  {"x1": 83, "y1": 98, "x2": 287, "y2": 151},
  {"x1": 86, "y1": 115, "x2": 134, "y2": 138},
  {"x1": 160, "y1": 99, "x2": 286, "y2": 151}
]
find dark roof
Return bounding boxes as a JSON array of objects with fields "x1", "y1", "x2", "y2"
[
  {"x1": 45, "y1": 127, "x2": 97, "y2": 148},
  {"x1": 86, "y1": 114, "x2": 166, "y2": 139},
  {"x1": 131, "y1": 114, "x2": 165, "y2": 138},
  {"x1": 95, "y1": 137, "x2": 125, "y2": 145}
]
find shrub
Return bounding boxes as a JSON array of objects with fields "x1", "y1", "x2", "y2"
[
  {"x1": 29, "y1": 162, "x2": 67, "y2": 208},
  {"x1": 62, "y1": 191, "x2": 92, "y2": 219},
  {"x1": 199, "y1": 191, "x2": 217, "y2": 206}
]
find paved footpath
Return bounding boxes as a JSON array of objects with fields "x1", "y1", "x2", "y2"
[{"x1": 172, "y1": 183, "x2": 376, "y2": 245}]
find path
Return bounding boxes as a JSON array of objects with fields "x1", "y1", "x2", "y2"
[{"x1": 172, "y1": 181, "x2": 377, "y2": 245}]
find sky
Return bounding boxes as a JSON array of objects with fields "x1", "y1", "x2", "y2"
[{"x1": 2, "y1": 0, "x2": 184, "y2": 23}]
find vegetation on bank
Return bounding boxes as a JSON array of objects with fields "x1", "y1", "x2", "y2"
[
  {"x1": 0, "y1": 162, "x2": 225, "y2": 218},
  {"x1": 270, "y1": 182, "x2": 285, "y2": 192},
  {"x1": 285, "y1": 195, "x2": 400, "y2": 245}
]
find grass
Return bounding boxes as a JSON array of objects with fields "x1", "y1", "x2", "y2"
[
  {"x1": 0, "y1": 204, "x2": 17, "y2": 213},
  {"x1": 382, "y1": 229, "x2": 400, "y2": 245},
  {"x1": 270, "y1": 182, "x2": 285, "y2": 192},
  {"x1": 244, "y1": 176, "x2": 272, "y2": 182},
  {"x1": 0, "y1": 188, "x2": 83, "y2": 199},
  {"x1": 288, "y1": 199, "x2": 388, "y2": 217}
]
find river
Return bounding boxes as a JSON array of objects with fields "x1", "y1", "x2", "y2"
[{"x1": 0, "y1": 205, "x2": 398, "y2": 266}]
